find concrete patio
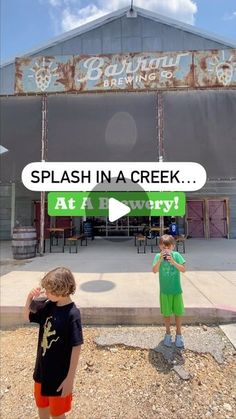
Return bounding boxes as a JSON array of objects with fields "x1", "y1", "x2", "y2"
[{"x1": 1, "y1": 238, "x2": 236, "y2": 329}]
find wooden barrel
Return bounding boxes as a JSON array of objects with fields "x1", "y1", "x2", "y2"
[{"x1": 12, "y1": 226, "x2": 37, "y2": 259}]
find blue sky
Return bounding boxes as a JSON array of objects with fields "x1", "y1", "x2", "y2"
[{"x1": 1, "y1": 0, "x2": 236, "y2": 63}]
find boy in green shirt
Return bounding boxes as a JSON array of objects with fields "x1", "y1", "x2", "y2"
[{"x1": 152, "y1": 234, "x2": 186, "y2": 348}]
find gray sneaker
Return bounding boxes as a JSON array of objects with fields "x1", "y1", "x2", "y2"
[
  {"x1": 175, "y1": 334, "x2": 184, "y2": 348},
  {"x1": 163, "y1": 334, "x2": 172, "y2": 347}
]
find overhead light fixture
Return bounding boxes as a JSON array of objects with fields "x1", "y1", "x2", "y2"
[{"x1": 126, "y1": 0, "x2": 137, "y2": 18}]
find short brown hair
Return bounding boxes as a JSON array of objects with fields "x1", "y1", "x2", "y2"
[
  {"x1": 159, "y1": 234, "x2": 175, "y2": 246},
  {"x1": 41, "y1": 267, "x2": 76, "y2": 296}
]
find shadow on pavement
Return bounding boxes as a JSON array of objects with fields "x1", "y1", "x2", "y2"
[
  {"x1": 149, "y1": 340, "x2": 185, "y2": 373},
  {"x1": 80, "y1": 279, "x2": 116, "y2": 292}
]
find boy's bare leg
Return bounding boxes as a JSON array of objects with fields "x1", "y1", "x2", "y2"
[
  {"x1": 175, "y1": 316, "x2": 182, "y2": 335},
  {"x1": 38, "y1": 407, "x2": 50, "y2": 418},
  {"x1": 163, "y1": 316, "x2": 171, "y2": 334}
]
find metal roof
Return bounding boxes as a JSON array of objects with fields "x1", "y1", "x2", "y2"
[{"x1": 1, "y1": 6, "x2": 236, "y2": 68}]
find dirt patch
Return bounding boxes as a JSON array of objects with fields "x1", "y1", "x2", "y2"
[{"x1": 1, "y1": 326, "x2": 236, "y2": 419}]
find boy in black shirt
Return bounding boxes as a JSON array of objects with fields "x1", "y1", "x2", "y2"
[{"x1": 24, "y1": 267, "x2": 83, "y2": 418}]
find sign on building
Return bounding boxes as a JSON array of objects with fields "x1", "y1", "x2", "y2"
[{"x1": 15, "y1": 49, "x2": 236, "y2": 94}]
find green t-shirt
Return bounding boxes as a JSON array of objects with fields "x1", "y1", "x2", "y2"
[{"x1": 153, "y1": 251, "x2": 185, "y2": 295}]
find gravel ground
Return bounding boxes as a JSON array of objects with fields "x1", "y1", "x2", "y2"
[{"x1": 1, "y1": 325, "x2": 236, "y2": 419}]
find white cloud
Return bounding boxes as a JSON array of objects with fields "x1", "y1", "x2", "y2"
[
  {"x1": 61, "y1": 4, "x2": 107, "y2": 31},
  {"x1": 49, "y1": 0, "x2": 62, "y2": 6},
  {"x1": 223, "y1": 11, "x2": 236, "y2": 21},
  {"x1": 102, "y1": 0, "x2": 197, "y2": 24},
  {"x1": 47, "y1": 0, "x2": 198, "y2": 33}
]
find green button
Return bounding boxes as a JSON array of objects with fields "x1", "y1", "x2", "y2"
[{"x1": 48, "y1": 192, "x2": 185, "y2": 217}]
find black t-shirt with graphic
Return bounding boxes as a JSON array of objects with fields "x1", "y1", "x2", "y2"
[{"x1": 29, "y1": 301, "x2": 83, "y2": 396}]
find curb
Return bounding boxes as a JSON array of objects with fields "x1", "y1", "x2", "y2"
[{"x1": 1, "y1": 306, "x2": 236, "y2": 329}]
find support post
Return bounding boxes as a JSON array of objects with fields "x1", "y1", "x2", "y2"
[
  {"x1": 39, "y1": 95, "x2": 48, "y2": 256},
  {"x1": 10, "y1": 182, "x2": 15, "y2": 234},
  {"x1": 157, "y1": 92, "x2": 165, "y2": 236}
]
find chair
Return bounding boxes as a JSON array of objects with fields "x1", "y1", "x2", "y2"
[
  {"x1": 66, "y1": 232, "x2": 88, "y2": 253},
  {"x1": 150, "y1": 238, "x2": 160, "y2": 253},
  {"x1": 175, "y1": 235, "x2": 186, "y2": 253},
  {"x1": 67, "y1": 236, "x2": 79, "y2": 253},
  {"x1": 136, "y1": 235, "x2": 147, "y2": 253}
]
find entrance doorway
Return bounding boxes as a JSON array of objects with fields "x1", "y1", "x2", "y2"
[
  {"x1": 34, "y1": 201, "x2": 50, "y2": 239},
  {"x1": 207, "y1": 199, "x2": 229, "y2": 238},
  {"x1": 186, "y1": 198, "x2": 229, "y2": 238},
  {"x1": 87, "y1": 216, "x2": 171, "y2": 237},
  {"x1": 89, "y1": 216, "x2": 150, "y2": 237},
  {"x1": 186, "y1": 200, "x2": 205, "y2": 238}
]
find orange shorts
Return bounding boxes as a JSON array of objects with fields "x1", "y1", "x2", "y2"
[{"x1": 34, "y1": 382, "x2": 72, "y2": 417}]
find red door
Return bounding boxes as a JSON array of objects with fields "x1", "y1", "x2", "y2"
[
  {"x1": 208, "y1": 200, "x2": 228, "y2": 238},
  {"x1": 186, "y1": 200, "x2": 205, "y2": 238},
  {"x1": 55, "y1": 216, "x2": 73, "y2": 238},
  {"x1": 34, "y1": 202, "x2": 73, "y2": 239},
  {"x1": 34, "y1": 201, "x2": 51, "y2": 239},
  {"x1": 55, "y1": 217, "x2": 72, "y2": 229}
]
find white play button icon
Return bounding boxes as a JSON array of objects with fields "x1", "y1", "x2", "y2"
[{"x1": 108, "y1": 197, "x2": 131, "y2": 222}]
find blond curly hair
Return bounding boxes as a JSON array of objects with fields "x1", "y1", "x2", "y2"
[{"x1": 41, "y1": 267, "x2": 76, "y2": 296}]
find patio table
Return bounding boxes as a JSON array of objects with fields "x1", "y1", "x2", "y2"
[{"x1": 48, "y1": 227, "x2": 72, "y2": 253}]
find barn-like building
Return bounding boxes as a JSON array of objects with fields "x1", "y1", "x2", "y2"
[{"x1": 0, "y1": 6, "x2": 236, "y2": 241}]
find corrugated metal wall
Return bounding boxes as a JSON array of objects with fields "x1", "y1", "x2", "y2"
[
  {"x1": 15, "y1": 184, "x2": 39, "y2": 228},
  {"x1": 0, "y1": 183, "x2": 41, "y2": 239},
  {"x1": 0, "y1": 185, "x2": 12, "y2": 240},
  {"x1": 43, "y1": 16, "x2": 229, "y2": 55},
  {"x1": 0, "y1": 12, "x2": 235, "y2": 239}
]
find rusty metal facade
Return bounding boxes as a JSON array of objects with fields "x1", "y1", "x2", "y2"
[
  {"x1": 15, "y1": 49, "x2": 236, "y2": 94},
  {"x1": 15, "y1": 56, "x2": 74, "y2": 94},
  {"x1": 194, "y1": 49, "x2": 236, "y2": 87}
]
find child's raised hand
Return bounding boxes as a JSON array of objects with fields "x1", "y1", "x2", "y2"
[
  {"x1": 160, "y1": 250, "x2": 166, "y2": 259},
  {"x1": 167, "y1": 254, "x2": 175, "y2": 265},
  {"x1": 28, "y1": 287, "x2": 42, "y2": 300}
]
